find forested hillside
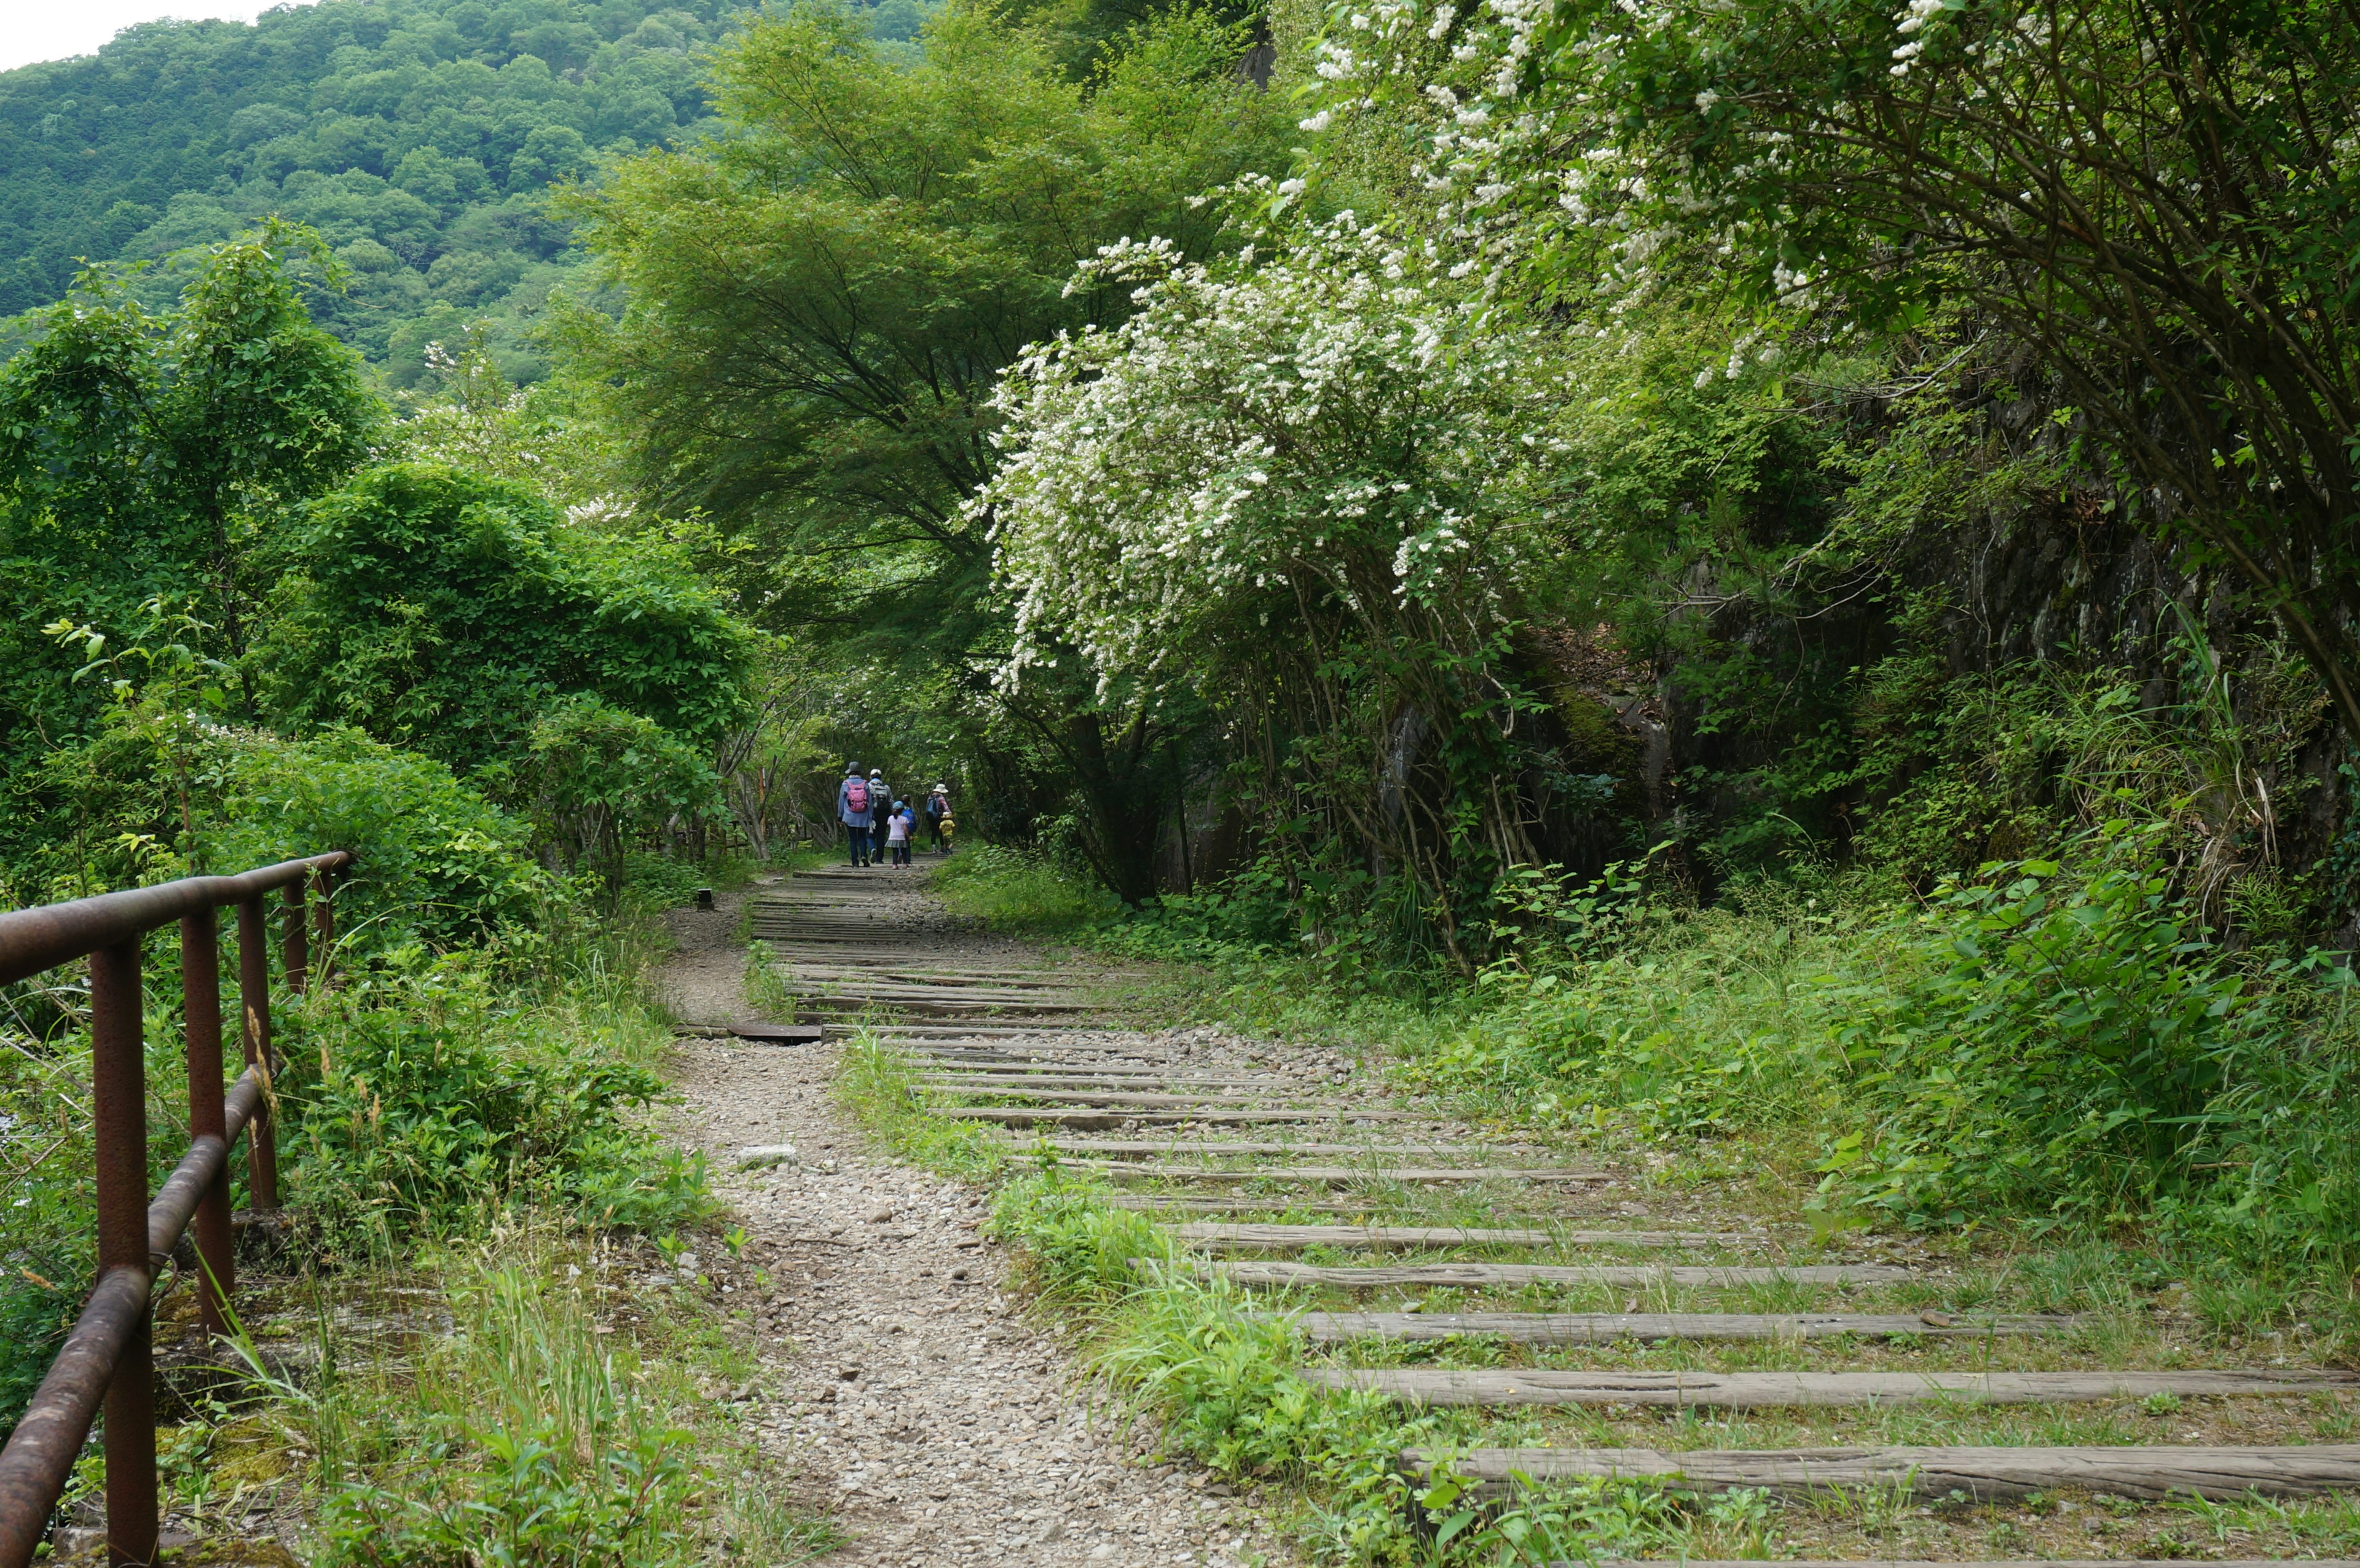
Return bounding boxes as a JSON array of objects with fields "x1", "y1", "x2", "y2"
[{"x1": 0, "y1": 0, "x2": 932, "y2": 382}]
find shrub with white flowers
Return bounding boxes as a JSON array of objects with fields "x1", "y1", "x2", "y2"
[
  {"x1": 978, "y1": 205, "x2": 1571, "y2": 955},
  {"x1": 980, "y1": 207, "x2": 1554, "y2": 698}
]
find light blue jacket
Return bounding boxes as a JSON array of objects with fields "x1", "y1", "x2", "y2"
[{"x1": 838, "y1": 775, "x2": 874, "y2": 827}]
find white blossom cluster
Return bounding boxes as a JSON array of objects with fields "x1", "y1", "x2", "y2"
[
  {"x1": 976, "y1": 207, "x2": 1557, "y2": 699},
  {"x1": 1292, "y1": 0, "x2": 1713, "y2": 355},
  {"x1": 1291, "y1": 0, "x2": 2074, "y2": 382}
]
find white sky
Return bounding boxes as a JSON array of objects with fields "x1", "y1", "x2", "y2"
[{"x1": 0, "y1": 1, "x2": 320, "y2": 75}]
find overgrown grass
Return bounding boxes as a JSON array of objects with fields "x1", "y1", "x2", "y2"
[
  {"x1": 929, "y1": 837, "x2": 2360, "y2": 1345},
  {"x1": 932, "y1": 842, "x2": 1122, "y2": 930},
  {"x1": 244, "y1": 1223, "x2": 840, "y2": 1566},
  {"x1": 832, "y1": 1030, "x2": 1009, "y2": 1179}
]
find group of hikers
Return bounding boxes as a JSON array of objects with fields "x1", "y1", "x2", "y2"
[{"x1": 835, "y1": 766, "x2": 956, "y2": 868}]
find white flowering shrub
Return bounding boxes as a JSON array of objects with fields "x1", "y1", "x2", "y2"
[
  {"x1": 982, "y1": 209, "x2": 1554, "y2": 695},
  {"x1": 978, "y1": 206, "x2": 1581, "y2": 958}
]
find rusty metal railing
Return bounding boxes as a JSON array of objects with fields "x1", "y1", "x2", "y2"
[{"x1": 0, "y1": 852, "x2": 349, "y2": 1568}]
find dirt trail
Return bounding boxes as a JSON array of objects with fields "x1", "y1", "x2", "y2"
[{"x1": 656, "y1": 872, "x2": 1292, "y2": 1567}]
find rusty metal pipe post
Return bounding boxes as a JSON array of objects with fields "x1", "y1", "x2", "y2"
[
  {"x1": 177, "y1": 908, "x2": 232, "y2": 1335},
  {"x1": 281, "y1": 881, "x2": 306, "y2": 1000},
  {"x1": 235, "y1": 898, "x2": 278, "y2": 1211},
  {"x1": 311, "y1": 866, "x2": 334, "y2": 989},
  {"x1": 88, "y1": 940, "x2": 157, "y2": 1568}
]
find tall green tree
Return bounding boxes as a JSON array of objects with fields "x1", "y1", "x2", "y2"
[
  {"x1": 0, "y1": 225, "x2": 384, "y2": 656},
  {"x1": 560, "y1": 0, "x2": 1292, "y2": 895}
]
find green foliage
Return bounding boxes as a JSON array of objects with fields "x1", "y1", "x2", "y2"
[
  {"x1": 991, "y1": 1176, "x2": 1173, "y2": 1298},
  {"x1": 567, "y1": 0, "x2": 1286, "y2": 580},
  {"x1": 395, "y1": 325, "x2": 628, "y2": 512},
  {"x1": 932, "y1": 843, "x2": 1122, "y2": 930},
  {"x1": 204, "y1": 726, "x2": 556, "y2": 954},
  {"x1": 283, "y1": 952, "x2": 711, "y2": 1250},
  {"x1": 559, "y1": 0, "x2": 1294, "y2": 898},
  {"x1": 525, "y1": 696, "x2": 722, "y2": 886},
  {"x1": 1412, "y1": 1465, "x2": 1705, "y2": 1567},
  {"x1": 1371, "y1": 828, "x2": 2360, "y2": 1326},
  {"x1": 7, "y1": 684, "x2": 550, "y2": 946},
  {"x1": 1505, "y1": 0, "x2": 2360, "y2": 743},
  {"x1": 0, "y1": 232, "x2": 385, "y2": 899},
  {"x1": 0, "y1": 0, "x2": 747, "y2": 380},
  {"x1": 257, "y1": 461, "x2": 753, "y2": 774},
  {"x1": 832, "y1": 1034, "x2": 1008, "y2": 1179},
  {"x1": 322, "y1": 1420, "x2": 696, "y2": 1567},
  {"x1": 1821, "y1": 825, "x2": 2264, "y2": 1228},
  {"x1": 0, "y1": 228, "x2": 382, "y2": 656},
  {"x1": 0, "y1": 1017, "x2": 108, "y2": 1436},
  {"x1": 309, "y1": 1242, "x2": 832, "y2": 1567}
]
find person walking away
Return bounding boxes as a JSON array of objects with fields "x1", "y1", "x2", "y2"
[
  {"x1": 887, "y1": 800, "x2": 914, "y2": 866},
  {"x1": 925, "y1": 785, "x2": 951, "y2": 854},
  {"x1": 937, "y1": 803, "x2": 956, "y2": 856},
  {"x1": 867, "y1": 769, "x2": 892, "y2": 863},
  {"x1": 837, "y1": 766, "x2": 874, "y2": 866}
]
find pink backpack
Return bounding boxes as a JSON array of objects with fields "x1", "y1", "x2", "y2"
[{"x1": 847, "y1": 778, "x2": 870, "y2": 812}]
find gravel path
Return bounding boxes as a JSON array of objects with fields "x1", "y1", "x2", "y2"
[{"x1": 657, "y1": 874, "x2": 1296, "y2": 1567}]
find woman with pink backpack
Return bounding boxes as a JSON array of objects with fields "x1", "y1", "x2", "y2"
[{"x1": 836, "y1": 764, "x2": 876, "y2": 867}]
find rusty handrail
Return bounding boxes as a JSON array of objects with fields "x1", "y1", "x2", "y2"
[{"x1": 0, "y1": 851, "x2": 348, "y2": 1568}]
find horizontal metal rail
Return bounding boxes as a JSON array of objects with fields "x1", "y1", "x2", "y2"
[{"x1": 0, "y1": 852, "x2": 349, "y2": 1568}]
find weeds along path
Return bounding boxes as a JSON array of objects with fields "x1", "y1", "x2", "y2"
[{"x1": 658, "y1": 866, "x2": 1294, "y2": 1567}]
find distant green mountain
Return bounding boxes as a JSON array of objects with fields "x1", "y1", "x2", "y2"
[{"x1": 0, "y1": 0, "x2": 831, "y2": 384}]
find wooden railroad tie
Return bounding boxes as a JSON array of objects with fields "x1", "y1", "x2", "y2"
[
  {"x1": 1293, "y1": 1309, "x2": 2069, "y2": 1343},
  {"x1": 1401, "y1": 1441, "x2": 2360, "y2": 1500},
  {"x1": 945, "y1": 1107, "x2": 1415, "y2": 1128},
  {"x1": 926, "y1": 1086, "x2": 1351, "y2": 1107},
  {"x1": 1111, "y1": 1198, "x2": 1461, "y2": 1218},
  {"x1": 1042, "y1": 1160, "x2": 1612, "y2": 1184},
  {"x1": 1002, "y1": 1137, "x2": 1567, "y2": 1159},
  {"x1": 917, "y1": 1073, "x2": 1292, "y2": 1090},
  {"x1": 1203, "y1": 1260, "x2": 1910, "y2": 1288},
  {"x1": 1313, "y1": 1366, "x2": 2358, "y2": 1408},
  {"x1": 865, "y1": 1028, "x2": 1100, "y2": 1039},
  {"x1": 1171, "y1": 1222, "x2": 1760, "y2": 1250}
]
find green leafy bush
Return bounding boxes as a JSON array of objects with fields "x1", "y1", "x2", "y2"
[
  {"x1": 202, "y1": 724, "x2": 559, "y2": 957},
  {"x1": 283, "y1": 954, "x2": 709, "y2": 1249},
  {"x1": 257, "y1": 462, "x2": 752, "y2": 775},
  {"x1": 990, "y1": 1176, "x2": 1171, "y2": 1298},
  {"x1": 526, "y1": 696, "x2": 723, "y2": 886},
  {"x1": 1822, "y1": 822, "x2": 2262, "y2": 1228}
]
